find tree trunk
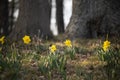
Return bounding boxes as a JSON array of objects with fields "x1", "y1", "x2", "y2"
[
  {"x1": 56, "y1": 0, "x2": 64, "y2": 34},
  {"x1": 9, "y1": 0, "x2": 15, "y2": 34},
  {"x1": 0, "y1": 0, "x2": 9, "y2": 36},
  {"x1": 10, "y1": 0, "x2": 52, "y2": 40},
  {"x1": 66, "y1": 0, "x2": 120, "y2": 39}
]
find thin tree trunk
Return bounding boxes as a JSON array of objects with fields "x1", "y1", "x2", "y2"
[
  {"x1": 9, "y1": 0, "x2": 15, "y2": 34},
  {"x1": 0, "y1": 0, "x2": 9, "y2": 36},
  {"x1": 56, "y1": 0, "x2": 64, "y2": 34}
]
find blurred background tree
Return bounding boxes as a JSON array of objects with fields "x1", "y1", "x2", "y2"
[
  {"x1": 56, "y1": 0, "x2": 65, "y2": 34},
  {"x1": 66, "y1": 0, "x2": 120, "y2": 39},
  {"x1": 9, "y1": 0, "x2": 52, "y2": 40}
]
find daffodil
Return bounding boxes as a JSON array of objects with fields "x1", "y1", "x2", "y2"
[
  {"x1": 0, "y1": 36, "x2": 5, "y2": 44},
  {"x1": 103, "y1": 40, "x2": 110, "y2": 51},
  {"x1": 64, "y1": 39, "x2": 72, "y2": 47},
  {"x1": 49, "y1": 45, "x2": 57, "y2": 53},
  {"x1": 22, "y1": 35, "x2": 31, "y2": 44}
]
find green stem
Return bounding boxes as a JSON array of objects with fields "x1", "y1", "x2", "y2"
[{"x1": 106, "y1": 34, "x2": 109, "y2": 40}]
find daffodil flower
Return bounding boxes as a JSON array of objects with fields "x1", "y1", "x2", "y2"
[
  {"x1": 0, "y1": 36, "x2": 5, "y2": 44},
  {"x1": 64, "y1": 39, "x2": 72, "y2": 47},
  {"x1": 22, "y1": 35, "x2": 31, "y2": 44},
  {"x1": 103, "y1": 40, "x2": 111, "y2": 51},
  {"x1": 49, "y1": 45, "x2": 57, "y2": 53}
]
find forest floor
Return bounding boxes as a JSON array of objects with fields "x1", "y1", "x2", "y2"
[{"x1": 0, "y1": 35, "x2": 120, "y2": 80}]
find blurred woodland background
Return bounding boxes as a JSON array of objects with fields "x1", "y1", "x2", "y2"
[{"x1": 0, "y1": 0, "x2": 120, "y2": 40}]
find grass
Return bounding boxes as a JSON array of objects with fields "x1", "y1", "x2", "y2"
[{"x1": 0, "y1": 36, "x2": 120, "y2": 80}]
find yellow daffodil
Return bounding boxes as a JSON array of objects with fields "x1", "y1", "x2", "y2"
[
  {"x1": 0, "y1": 36, "x2": 5, "y2": 44},
  {"x1": 64, "y1": 39, "x2": 72, "y2": 47},
  {"x1": 103, "y1": 40, "x2": 110, "y2": 51},
  {"x1": 22, "y1": 35, "x2": 31, "y2": 44},
  {"x1": 49, "y1": 45, "x2": 57, "y2": 53}
]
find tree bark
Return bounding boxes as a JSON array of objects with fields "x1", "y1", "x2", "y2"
[
  {"x1": 56, "y1": 0, "x2": 64, "y2": 34},
  {"x1": 66, "y1": 0, "x2": 120, "y2": 39},
  {"x1": 0, "y1": 0, "x2": 9, "y2": 36},
  {"x1": 10, "y1": 0, "x2": 52, "y2": 40},
  {"x1": 9, "y1": 0, "x2": 15, "y2": 34}
]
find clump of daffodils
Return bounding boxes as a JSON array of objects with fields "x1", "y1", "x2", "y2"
[
  {"x1": 98, "y1": 38, "x2": 120, "y2": 79},
  {"x1": 103, "y1": 40, "x2": 111, "y2": 51},
  {"x1": 49, "y1": 44, "x2": 57, "y2": 53},
  {"x1": 64, "y1": 39, "x2": 76, "y2": 60},
  {"x1": 0, "y1": 36, "x2": 5, "y2": 44},
  {"x1": 64, "y1": 39, "x2": 72, "y2": 47},
  {"x1": 22, "y1": 35, "x2": 31, "y2": 44}
]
